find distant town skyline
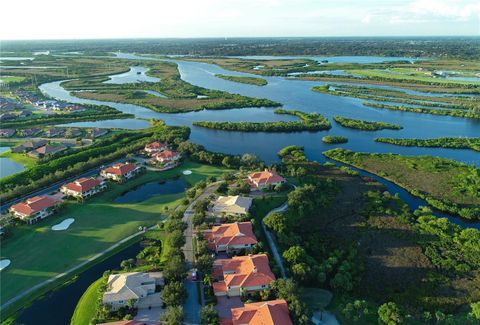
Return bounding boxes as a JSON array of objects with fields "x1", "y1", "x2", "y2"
[{"x1": 1, "y1": 0, "x2": 479, "y2": 40}]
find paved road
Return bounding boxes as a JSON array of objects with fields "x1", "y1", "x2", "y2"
[
  {"x1": 0, "y1": 158, "x2": 128, "y2": 213},
  {"x1": 262, "y1": 202, "x2": 289, "y2": 279},
  {"x1": 181, "y1": 182, "x2": 220, "y2": 324}
]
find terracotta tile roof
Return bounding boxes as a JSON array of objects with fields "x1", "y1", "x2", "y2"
[
  {"x1": 154, "y1": 149, "x2": 180, "y2": 159},
  {"x1": 215, "y1": 254, "x2": 275, "y2": 290},
  {"x1": 206, "y1": 222, "x2": 258, "y2": 248},
  {"x1": 231, "y1": 299, "x2": 293, "y2": 325},
  {"x1": 63, "y1": 177, "x2": 102, "y2": 193},
  {"x1": 248, "y1": 169, "x2": 285, "y2": 187},
  {"x1": 145, "y1": 141, "x2": 166, "y2": 150},
  {"x1": 102, "y1": 163, "x2": 137, "y2": 176},
  {"x1": 10, "y1": 196, "x2": 58, "y2": 216}
]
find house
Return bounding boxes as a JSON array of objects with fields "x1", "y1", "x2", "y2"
[
  {"x1": 18, "y1": 110, "x2": 32, "y2": 118},
  {"x1": 101, "y1": 163, "x2": 141, "y2": 182},
  {"x1": 9, "y1": 196, "x2": 60, "y2": 224},
  {"x1": 212, "y1": 196, "x2": 253, "y2": 217},
  {"x1": 28, "y1": 143, "x2": 68, "y2": 158},
  {"x1": 0, "y1": 129, "x2": 16, "y2": 137},
  {"x1": 144, "y1": 141, "x2": 166, "y2": 153},
  {"x1": 61, "y1": 177, "x2": 107, "y2": 199},
  {"x1": 65, "y1": 128, "x2": 82, "y2": 138},
  {"x1": 229, "y1": 299, "x2": 293, "y2": 325},
  {"x1": 12, "y1": 139, "x2": 48, "y2": 153},
  {"x1": 247, "y1": 169, "x2": 286, "y2": 190},
  {"x1": 205, "y1": 222, "x2": 258, "y2": 253},
  {"x1": 0, "y1": 113, "x2": 16, "y2": 121},
  {"x1": 90, "y1": 128, "x2": 108, "y2": 138},
  {"x1": 102, "y1": 272, "x2": 159, "y2": 310},
  {"x1": 20, "y1": 128, "x2": 42, "y2": 137},
  {"x1": 212, "y1": 254, "x2": 275, "y2": 297},
  {"x1": 44, "y1": 128, "x2": 65, "y2": 138},
  {"x1": 153, "y1": 149, "x2": 181, "y2": 164}
]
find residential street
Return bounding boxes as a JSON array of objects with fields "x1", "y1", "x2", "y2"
[
  {"x1": 262, "y1": 202, "x2": 289, "y2": 279},
  {"x1": 181, "y1": 182, "x2": 220, "y2": 324}
]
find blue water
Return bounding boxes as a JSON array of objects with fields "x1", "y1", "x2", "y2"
[
  {"x1": 38, "y1": 54, "x2": 480, "y2": 226},
  {"x1": 0, "y1": 147, "x2": 25, "y2": 178},
  {"x1": 114, "y1": 178, "x2": 186, "y2": 203},
  {"x1": 104, "y1": 66, "x2": 160, "y2": 84}
]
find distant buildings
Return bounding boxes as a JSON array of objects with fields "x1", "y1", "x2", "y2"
[
  {"x1": 90, "y1": 128, "x2": 108, "y2": 138},
  {"x1": 101, "y1": 163, "x2": 141, "y2": 182},
  {"x1": 12, "y1": 139, "x2": 48, "y2": 153},
  {"x1": 213, "y1": 254, "x2": 275, "y2": 297},
  {"x1": 9, "y1": 196, "x2": 60, "y2": 224},
  {"x1": 205, "y1": 222, "x2": 258, "y2": 253},
  {"x1": 0, "y1": 129, "x2": 16, "y2": 137},
  {"x1": 44, "y1": 128, "x2": 65, "y2": 138},
  {"x1": 102, "y1": 272, "x2": 163, "y2": 310},
  {"x1": 212, "y1": 195, "x2": 253, "y2": 217},
  {"x1": 61, "y1": 177, "x2": 107, "y2": 199},
  {"x1": 247, "y1": 169, "x2": 286, "y2": 190},
  {"x1": 28, "y1": 143, "x2": 68, "y2": 158}
]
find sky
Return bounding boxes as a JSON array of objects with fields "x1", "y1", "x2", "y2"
[{"x1": 1, "y1": 0, "x2": 479, "y2": 40}]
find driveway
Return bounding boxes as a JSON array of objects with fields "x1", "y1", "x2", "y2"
[
  {"x1": 135, "y1": 306, "x2": 164, "y2": 325},
  {"x1": 183, "y1": 279, "x2": 201, "y2": 324},
  {"x1": 215, "y1": 296, "x2": 243, "y2": 320}
]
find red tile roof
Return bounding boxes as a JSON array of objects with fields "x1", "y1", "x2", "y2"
[
  {"x1": 145, "y1": 141, "x2": 166, "y2": 150},
  {"x1": 231, "y1": 299, "x2": 293, "y2": 325},
  {"x1": 102, "y1": 163, "x2": 137, "y2": 176},
  {"x1": 10, "y1": 196, "x2": 58, "y2": 216},
  {"x1": 206, "y1": 222, "x2": 258, "y2": 248},
  {"x1": 154, "y1": 149, "x2": 180, "y2": 159},
  {"x1": 248, "y1": 169, "x2": 285, "y2": 187},
  {"x1": 63, "y1": 177, "x2": 102, "y2": 194},
  {"x1": 214, "y1": 254, "x2": 275, "y2": 290}
]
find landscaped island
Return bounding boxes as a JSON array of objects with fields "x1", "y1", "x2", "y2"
[
  {"x1": 375, "y1": 137, "x2": 480, "y2": 152},
  {"x1": 322, "y1": 135, "x2": 348, "y2": 144},
  {"x1": 215, "y1": 74, "x2": 268, "y2": 86},
  {"x1": 323, "y1": 148, "x2": 480, "y2": 220},
  {"x1": 193, "y1": 109, "x2": 331, "y2": 132},
  {"x1": 333, "y1": 116, "x2": 402, "y2": 131}
]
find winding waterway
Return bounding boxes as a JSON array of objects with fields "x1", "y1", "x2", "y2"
[{"x1": 38, "y1": 53, "x2": 479, "y2": 227}]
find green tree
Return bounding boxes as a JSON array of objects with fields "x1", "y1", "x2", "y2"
[
  {"x1": 470, "y1": 302, "x2": 480, "y2": 320},
  {"x1": 200, "y1": 305, "x2": 220, "y2": 325},
  {"x1": 378, "y1": 302, "x2": 403, "y2": 324},
  {"x1": 164, "y1": 255, "x2": 187, "y2": 281},
  {"x1": 161, "y1": 306, "x2": 184, "y2": 325},
  {"x1": 162, "y1": 281, "x2": 187, "y2": 306}
]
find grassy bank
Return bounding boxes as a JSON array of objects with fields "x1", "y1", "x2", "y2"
[
  {"x1": 323, "y1": 148, "x2": 480, "y2": 220},
  {"x1": 215, "y1": 74, "x2": 268, "y2": 86},
  {"x1": 0, "y1": 150, "x2": 37, "y2": 168},
  {"x1": 70, "y1": 278, "x2": 103, "y2": 325}
]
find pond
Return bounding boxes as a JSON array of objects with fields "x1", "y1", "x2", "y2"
[
  {"x1": 15, "y1": 242, "x2": 143, "y2": 325},
  {"x1": 0, "y1": 147, "x2": 25, "y2": 179},
  {"x1": 114, "y1": 178, "x2": 186, "y2": 203},
  {"x1": 104, "y1": 66, "x2": 160, "y2": 84}
]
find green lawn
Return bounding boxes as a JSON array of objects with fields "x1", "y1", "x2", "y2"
[
  {"x1": 0, "y1": 76, "x2": 25, "y2": 84},
  {"x1": 70, "y1": 277, "x2": 103, "y2": 325},
  {"x1": 0, "y1": 160, "x2": 226, "y2": 310},
  {"x1": 299, "y1": 287, "x2": 333, "y2": 312},
  {"x1": 0, "y1": 150, "x2": 37, "y2": 168}
]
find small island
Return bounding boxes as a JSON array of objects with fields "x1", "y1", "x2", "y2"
[
  {"x1": 193, "y1": 109, "x2": 331, "y2": 132},
  {"x1": 322, "y1": 135, "x2": 348, "y2": 144},
  {"x1": 375, "y1": 137, "x2": 480, "y2": 152},
  {"x1": 333, "y1": 115, "x2": 402, "y2": 131},
  {"x1": 215, "y1": 74, "x2": 268, "y2": 86}
]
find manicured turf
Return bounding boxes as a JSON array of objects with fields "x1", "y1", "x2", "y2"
[
  {"x1": 0, "y1": 160, "x2": 227, "y2": 306},
  {"x1": 70, "y1": 277, "x2": 103, "y2": 325},
  {"x1": 0, "y1": 150, "x2": 37, "y2": 168}
]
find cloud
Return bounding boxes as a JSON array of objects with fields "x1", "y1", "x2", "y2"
[{"x1": 409, "y1": 0, "x2": 480, "y2": 20}]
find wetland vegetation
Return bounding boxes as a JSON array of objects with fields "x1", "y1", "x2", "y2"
[
  {"x1": 333, "y1": 116, "x2": 402, "y2": 131},
  {"x1": 375, "y1": 137, "x2": 480, "y2": 152},
  {"x1": 214, "y1": 73, "x2": 268, "y2": 86}
]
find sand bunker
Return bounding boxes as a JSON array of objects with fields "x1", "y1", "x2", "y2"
[
  {"x1": 0, "y1": 259, "x2": 11, "y2": 271},
  {"x1": 182, "y1": 170, "x2": 192, "y2": 175},
  {"x1": 52, "y1": 218, "x2": 75, "y2": 231}
]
